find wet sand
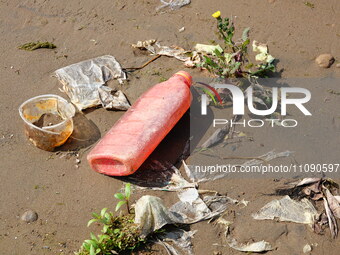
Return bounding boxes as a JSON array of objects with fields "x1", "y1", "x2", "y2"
[{"x1": 0, "y1": 0, "x2": 339, "y2": 254}]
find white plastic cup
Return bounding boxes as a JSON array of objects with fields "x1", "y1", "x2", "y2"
[{"x1": 19, "y1": 94, "x2": 75, "y2": 151}]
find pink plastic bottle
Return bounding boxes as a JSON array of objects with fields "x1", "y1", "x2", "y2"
[{"x1": 87, "y1": 71, "x2": 192, "y2": 176}]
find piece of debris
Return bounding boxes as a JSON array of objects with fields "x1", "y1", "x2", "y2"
[
  {"x1": 156, "y1": 229, "x2": 196, "y2": 255},
  {"x1": 335, "y1": 196, "x2": 340, "y2": 203},
  {"x1": 252, "y1": 195, "x2": 318, "y2": 225},
  {"x1": 135, "y1": 190, "x2": 236, "y2": 235},
  {"x1": 327, "y1": 89, "x2": 340, "y2": 95},
  {"x1": 194, "y1": 44, "x2": 223, "y2": 55},
  {"x1": 21, "y1": 210, "x2": 38, "y2": 223},
  {"x1": 157, "y1": 0, "x2": 191, "y2": 11},
  {"x1": 170, "y1": 188, "x2": 237, "y2": 224},
  {"x1": 315, "y1": 54, "x2": 335, "y2": 68},
  {"x1": 131, "y1": 39, "x2": 157, "y2": 49},
  {"x1": 252, "y1": 40, "x2": 275, "y2": 63},
  {"x1": 325, "y1": 188, "x2": 340, "y2": 219},
  {"x1": 18, "y1": 41, "x2": 56, "y2": 51},
  {"x1": 134, "y1": 195, "x2": 174, "y2": 237},
  {"x1": 336, "y1": 63, "x2": 340, "y2": 68},
  {"x1": 227, "y1": 238, "x2": 273, "y2": 253},
  {"x1": 178, "y1": 27, "x2": 185, "y2": 32},
  {"x1": 276, "y1": 178, "x2": 340, "y2": 238},
  {"x1": 19, "y1": 95, "x2": 75, "y2": 151},
  {"x1": 323, "y1": 197, "x2": 338, "y2": 238},
  {"x1": 132, "y1": 40, "x2": 201, "y2": 67},
  {"x1": 304, "y1": 2, "x2": 315, "y2": 8},
  {"x1": 98, "y1": 86, "x2": 130, "y2": 110},
  {"x1": 55, "y1": 55, "x2": 129, "y2": 110},
  {"x1": 303, "y1": 244, "x2": 312, "y2": 253}
]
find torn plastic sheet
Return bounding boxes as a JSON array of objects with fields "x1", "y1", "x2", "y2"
[
  {"x1": 134, "y1": 195, "x2": 174, "y2": 238},
  {"x1": 156, "y1": 229, "x2": 196, "y2": 255},
  {"x1": 227, "y1": 238, "x2": 273, "y2": 253},
  {"x1": 157, "y1": 0, "x2": 191, "y2": 11},
  {"x1": 132, "y1": 40, "x2": 201, "y2": 67},
  {"x1": 170, "y1": 188, "x2": 237, "y2": 224},
  {"x1": 98, "y1": 87, "x2": 130, "y2": 110},
  {"x1": 252, "y1": 195, "x2": 318, "y2": 225},
  {"x1": 55, "y1": 55, "x2": 128, "y2": 110},
  {"x1": 134, "y1": 192, "x2": 236, "y2": 237},
  {"x1": 183, "y1": 150, "x2": 293, "y2": 183},
  {"x1": 133, "y1": 195, "x2": 197, "y2": 254}
]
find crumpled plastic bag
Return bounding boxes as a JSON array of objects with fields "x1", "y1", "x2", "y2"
[
  {"x1": 134, "y1": 196, "x2": 197, "y2": 255},
  {"x1": 98, "y1": 86, "x2": 130, "y2": 110},
  {"x1": 157, "y1": 229, "x2": 196, "y2": 255},
  {"x1": 157, "y1": 0, "x2": 191, "y2": 11},
  {"x1": 134, "y1": 195, "x2": 174, "y2": 238},
  {"x1": 134, "y1": 192, "x2": 236, "y2": 236},
  {"x1": 170, "y1": 188, "x2": 237, "y2": 224},
  {"x1": 55, "y1": 55, "x2": 129, "y2": 111},
  {"x1": 252, "y1": 195, "x2": 318, "y2": 225}
]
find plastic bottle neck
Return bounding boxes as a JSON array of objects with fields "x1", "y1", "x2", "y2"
[{"x1": 174, "y1": 71, "x2": 192, "y2": 88}]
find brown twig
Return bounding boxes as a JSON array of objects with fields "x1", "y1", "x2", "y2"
[{"x1": 124, "y1": 55, "x2": 161, "y2": 71}]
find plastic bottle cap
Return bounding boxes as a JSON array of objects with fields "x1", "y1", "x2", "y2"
[{"x1": 175, "y1": 71, "x2": 192, "y2": 87}]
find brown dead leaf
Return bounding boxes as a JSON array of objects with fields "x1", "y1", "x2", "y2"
[
  {"x1": 325, "y1": 189, "x2": 340, "y2": 219},
  {"x1": 323, "y1": 197, "x2": 338, "y2": 238}
]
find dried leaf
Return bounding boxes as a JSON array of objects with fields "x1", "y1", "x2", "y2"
[
  {"x1": 325, "y1": 189, "x2": 340, "y2": 219},
  {"x1": 323, "y1": 197, "x2": 338, "y2": 238},
  {"x1": 296, "y1": 178, "x2": 322, "y2": 187}
]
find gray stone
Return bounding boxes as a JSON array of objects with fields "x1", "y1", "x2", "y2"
[{"x1": 21, "y1": 210, "x2": 38, "y2": 223}]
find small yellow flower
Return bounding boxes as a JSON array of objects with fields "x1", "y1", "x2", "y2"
[{"x1": 212, "y1": 11, "x2": 221, "y2": 19}]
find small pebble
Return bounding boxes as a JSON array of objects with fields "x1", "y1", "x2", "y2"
[
  {"x1": 303, "y1": 244, "x2": 312, "y2": 253},
  {"x1": 21, "y1": 210, "x2": 38, "y2": 223},
  {"x1": 315, "y1": 54, "x2": 335, "y2": 68},
  {"x1": 336, "y1": 63, "x2": 340, "y2": 68}
]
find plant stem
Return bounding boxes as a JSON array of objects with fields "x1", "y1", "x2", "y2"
[{"x1": 126, "y1": 200, "x2": 130, "y2": 214}]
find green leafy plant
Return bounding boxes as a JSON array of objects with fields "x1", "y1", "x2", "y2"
[
  {"x1": 114, "y1": 183, "x2": 131, "y2": 213},
  {"x1": 77, "y1": 213, "x2": 144, "y2": 255},
  {"x1": 77, "y1": 184, "x2": 144, "y2": 255},
  {"x1": 200, "y1": 11, "x2": 275, "y2": 79}
]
